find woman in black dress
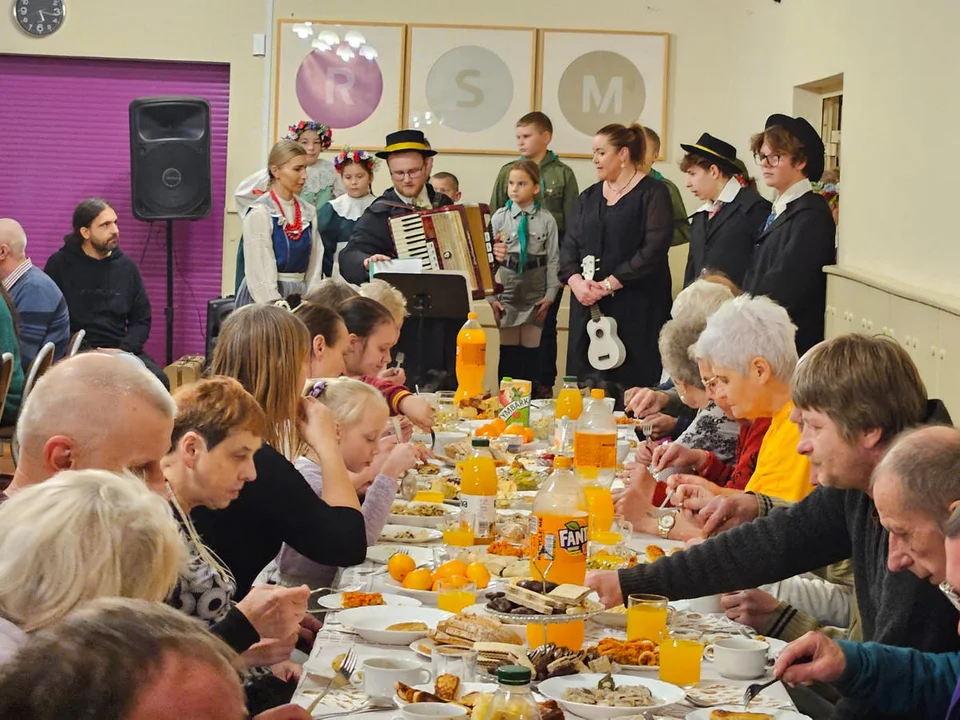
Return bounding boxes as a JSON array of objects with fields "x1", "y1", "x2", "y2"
[{"x1": 560, "y1": 123, "x2": 674, "y2": 402}]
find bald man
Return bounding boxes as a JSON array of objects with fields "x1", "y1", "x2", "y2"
[
  {"x1": 0, "y1": 219, "x2": 70, "y2": 369},
  {"x1": 3, "y1": 352, "x2": 175, "y2": 502}
]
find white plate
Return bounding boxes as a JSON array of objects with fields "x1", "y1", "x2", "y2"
[
  {"x1": 379, "y1": 524, "x2": 443, "y2": 544},
  {"x1": 336, "y1": 606, "x2": 452, "y2": 645},
  {"x1": 367, "y1": 544, "x2": 435, "y2": 566},
  {"x1": 686, "y1": 708, "x2": 811, "y2": 719},
  {"x1": 409, "y1": 637, "x2": 438, "y2": 659},
  {"x1": 397, "y1": 682, "x2": 498, "y2": 706},
  {"x1": 317, "y1": 592, "x2": 423, "y2": 609},
  {"x1": 389, "y1": 501, "x2": 458, "y2": 528},
  {"x1": 538, "y1": 673, "x2": 685, "y2": 719},
  {"x1": 383, "y1": 577, "x2": 500, "y2": 606}
]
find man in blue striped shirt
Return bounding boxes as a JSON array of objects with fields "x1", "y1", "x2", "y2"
[{"x1": 0, "y1": 219, "x2": 70, "y2": 369}]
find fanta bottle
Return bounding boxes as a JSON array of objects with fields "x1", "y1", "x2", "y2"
[
  {"x1": 460, "y1": 438, "x2": 498, "y2": 544},
  {"x1": 455, "y1": 312, "x2": 486, "y2": 403},
  {"x1": 554, "y1": 376, "x2": 583, "y2": 451},
  {"x1": 529, "y1": 456, "x2": 588, "y2": 650}
]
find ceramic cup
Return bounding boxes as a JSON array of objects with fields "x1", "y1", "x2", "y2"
[
  {"x1": 703, "y1": 637, "x2": 770, "y2": 680},
  {"x1": 361, "y1": 657, "x2": 432, "y2": 700},
  {"x1": 686, "y1": 594, "x2": 724, "y2": 614}
]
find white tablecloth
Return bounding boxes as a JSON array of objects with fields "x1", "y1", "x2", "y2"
[{"x1": 290, "y1": 531, "x2": 799, "y2": 719}]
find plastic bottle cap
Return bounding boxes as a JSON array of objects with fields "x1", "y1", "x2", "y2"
[
  {"x1": 497, "y1": 665, "x2": 533, "y2": 686},
  {"x1": 554, "y1": 456, "x2": 572, "y2": 469},
  {"x1": 563, "y1": 376, "x2": 578, "y2": 383},
  {"x1": 501, "y1": 377, "x2": 513, "y2": 382},
  {"x1": 472, "y1": 438, "x2": 490, "y2": 447},
  {"x1": 467, "y1": 312, "x2": 478, "y2": 319},
  {"x1": 590, "y1": 388, "x2": 605, "y2": 399}
]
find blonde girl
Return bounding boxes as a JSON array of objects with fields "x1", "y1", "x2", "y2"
[
  {"x1": 274, "y1": 377, "x2": 418, "y2": 588},
  {"x1": 235, "y1": 140, "x2": 323, "y2": 308}
]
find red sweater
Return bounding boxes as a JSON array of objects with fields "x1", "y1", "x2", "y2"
[
  {"x1": 360, "y1": 375, "x2": 412, "y2": 415},
  {"x1": 650, "y1": 417, "x2": 772, "y2": 504}
]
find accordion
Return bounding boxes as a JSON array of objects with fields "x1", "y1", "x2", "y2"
[{"x1": 388, "y1": 204, "x2": 498, "y2": 300}]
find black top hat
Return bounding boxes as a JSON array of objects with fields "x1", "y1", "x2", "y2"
[
  {"x1": 376, "y1": 129, "x2": 437, "y2": 159},
  {"x1": 680, "y1": 133, "x2": 741, "y2": 175},
  {"x1": 764, "y1": 114, "x2": 825, "y2": 182}
]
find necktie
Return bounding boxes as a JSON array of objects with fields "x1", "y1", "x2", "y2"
[
  {"x1": 763, "y1": 210, "x2": 777, "y2": 231},
  {"x1": 708, "y1": 201, "x2": 725, "y2": 220}
]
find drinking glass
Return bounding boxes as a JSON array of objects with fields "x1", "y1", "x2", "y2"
[
  {"x1": 432, "y1": 645, "x2": 478, "y2": 683},
  {"x1": 612, "y1": 514, "x2": 634, "y2": 546},
  {"x1": 437, "y1": 579, "x2": 477, "y2": 614},
  {"x1": 627, "y1": 594, "x2": 674, "y2": 642},
  {"x1": 659, "y1": 629, "x2": 703, "y2": 687},
  {"x1": 436, "y1": 391, "x2": 457, "y2": 431},
  {"x1": 442, "y1": 509, "x2": 476, "y2": 552}
]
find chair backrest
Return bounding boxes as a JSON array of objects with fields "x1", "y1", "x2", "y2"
[
  {"x1": 67, "y1": 329, "x2": 86, "y2": 358},
  {"x1": 22, "y1": 342, "x2": 56, "y2": 409},
  {"x1": 0, "y1": 353, "x2": 13, "y2": 419}
]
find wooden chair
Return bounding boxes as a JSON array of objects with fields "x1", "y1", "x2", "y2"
[
  {"x1": 0, "y1": 342, "x2": 57, "y2": 468},
  {"x1": 67, "y1": 329, "x2": 85, "y2": 358}
]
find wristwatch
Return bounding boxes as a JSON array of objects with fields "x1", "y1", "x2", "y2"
[{"x1": 657, "y1": 510, "x2": 676, "y2": 539}]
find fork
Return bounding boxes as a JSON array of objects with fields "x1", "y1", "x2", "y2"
[
  {"x1": 641, "y1": 420, "x2": 654, "y2": 446},
  {"x1": 685, "y1": 694, "x2": 729, "y2": 708},
  {"x1": 306, "y1": 646, "x2": 357, "y2": 713},
  {"x1": 742, "y1": 676, "x2": 779, "y2": 707}
]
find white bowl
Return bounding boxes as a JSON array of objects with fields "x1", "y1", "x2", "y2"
[
  {"x1": 538, "y1": 673, "x2": 685, "y2": 719},
  {"x1": 617, "y1": 439, "x2": 631, "y2": 463},
  {"x1": 317, "y1": 592, "x2": 422, "y2": 609},
  {"x1": 335, "y1": 606, "x2": 452, "y2": 645},
  {"x1": 401, "y1": 702, "x2": 468, "y2": 719},
  {"x1": 389, "y1": 501, "x2": 458, "y2": 528},
  {"x1": 367, "y1": 544, "x2": 435, "y2": 566}
]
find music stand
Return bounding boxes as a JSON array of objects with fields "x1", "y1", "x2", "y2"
[{"x1": 376, "y1": 272, "x2": 471, "y2": 390}]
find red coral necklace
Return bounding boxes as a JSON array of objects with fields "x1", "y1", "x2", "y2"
[{"x1": 270, "y1": 189, "x2": 304, "y2": 241}]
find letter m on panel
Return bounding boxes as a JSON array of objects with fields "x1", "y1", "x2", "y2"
[{"x1": 582, "y1": 75, "x2": 623, "y2": 114}]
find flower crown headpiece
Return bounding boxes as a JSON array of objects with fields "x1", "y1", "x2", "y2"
[
  {"x1": 285, "y1": 120, "x2": 333, "y2": 149},
  {"x1": 334, "y1": 147, "x2": 379, "y2": 175}
]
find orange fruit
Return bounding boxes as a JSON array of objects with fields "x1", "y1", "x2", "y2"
[
  {"x1": 388, "y1": 553, "x2": 416, "y2": 583},
  {"x1": 466, "y1": 562, "x2": 491, "y2": 589},
  {"x1": 502, "y1": 423, "x2": 525, "y2": 436},
  {"x1": 434, "y1": 559, "x2": 468, "y2": 580},
  {"x1": 402, "y1": 567, "x2": 435, "y2": 591},
  {"x1": 490, "y1": 418, "x2": 507, "y2": 433},
  {"x1": 433, "y1": 574, "x2": 470, "y2": 591},
  {"x1": 475, "y1": 423, "x2": 500, "y2": 438}
]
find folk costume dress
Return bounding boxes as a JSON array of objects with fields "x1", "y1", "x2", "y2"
[
  {"x1": 317, "y1": 192, "x2": 376, "y2": 279},
  {"x1": 234, "y1": 191, "x2": 322, "y2": 308},
  {"x1": 559, "y1": 176, "x2": 673, "y2": 398}
]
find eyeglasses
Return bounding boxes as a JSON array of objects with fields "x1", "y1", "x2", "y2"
[
  {"x1": 390, "y1": 167, "x2": 425, "y2": 180},
  {"x1": 940, "y1": 581, "x2": 960, "y2": 612},
  {"x1": 754, "y1": 152, "x2": 782, "y2": 168},
  {"x1": 701, "y1": 375, "x2": 719, "y2": 392}
]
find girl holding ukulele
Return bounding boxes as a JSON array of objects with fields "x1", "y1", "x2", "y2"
[{"x1": 490, "y1": 160, "x2": 560, "y2": 381}]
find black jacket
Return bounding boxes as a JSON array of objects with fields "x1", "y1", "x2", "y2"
[
  {"x1": 683, "y1": 187, "x2": 771, "y2": 287},
  {"x1": 44, "y1": 241, "x2": 152, "y2": 354},
  {"x1": 742, "y1": 191, "x2": 836, "y2": 355},
  {"x1": 338, "y1": 186, "x2": 454, "y2": 285}
]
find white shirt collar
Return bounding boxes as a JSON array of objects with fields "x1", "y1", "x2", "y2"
[
  {"x1": 330, "y1": 192, "x2": 376, "y2": 221},
  {"x1": 396, "y1": 186, "x2": 431, "y2": 208},
  {"x1": 773, "y1": 178, "x2": 812, "y2": 217},
  {"x1": 695, "y1": 177, "x2": 743, "y2": 214}
]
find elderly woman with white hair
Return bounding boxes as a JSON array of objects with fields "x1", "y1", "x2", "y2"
[{"x1": 0, "y1": 469, "x2": 184, "y2": 664}]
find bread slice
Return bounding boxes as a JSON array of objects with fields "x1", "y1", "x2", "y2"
[
  {"x1": 435, "y1": 673, "x2": 460, "y2": 702},
  {"x1": 709, "y1": 711, "x2": 774, "y2": 720},
  {"x1": 432, "y1": 614, "x2": 524, "y2": 645}
]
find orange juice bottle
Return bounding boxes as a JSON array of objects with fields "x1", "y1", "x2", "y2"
[
  {"x1": 574, "y1": 389, "x2": 617, "y2": 485},
  {"x1": 460, "y1": 438, "x2": 497, "y2": 545},
  {"x1": 528, "y1": 456, "x2": 588, "y2": 650},
  {"x1": 455, "y1": 312, "x2": 486, "y2": 403},
  {"x1": 554, "y1": 376, "x2": 583, "y2": 451}
]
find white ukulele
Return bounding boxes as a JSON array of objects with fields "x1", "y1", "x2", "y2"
[{"x1": 581, "y1": 256, "x2": 626, "y2": 371}]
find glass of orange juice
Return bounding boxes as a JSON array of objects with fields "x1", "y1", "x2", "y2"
[
  {"x1": 442, "y1": 510, "x2": 476, "y2": 550},
  {"x1": 627, "y1": 594, "x2": 674, "y2": 642},
  {"x1": 583, "y1": 483, "x2": 615, "y2": 538},
  {"x1": 437, "y1": 579, "x2": 476, "y2": 613},
  {"x1": 659, "y1": 629, "x2": 703, "y2": 687}
]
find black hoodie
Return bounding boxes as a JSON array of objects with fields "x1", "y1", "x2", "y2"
[{"x1": 44, "y1": 239, "x2": 152, "y2": 354}]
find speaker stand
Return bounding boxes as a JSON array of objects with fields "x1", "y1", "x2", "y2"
[{"x1": 165, "y1": 219, "x2": 174, "y2": 366}]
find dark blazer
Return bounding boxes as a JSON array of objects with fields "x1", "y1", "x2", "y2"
[
  {"x1": 742, "y1": 191, "x2": 836, "y2": 355},
  {"x1": 683, "y1": 187, "x2": 772, "y2": 288},
  {"x1": 338, "y1": 185, "x2": 454, "y2": 285}
]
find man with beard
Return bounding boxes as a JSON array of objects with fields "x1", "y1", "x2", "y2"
[{"x1": 45, "y1": 198, "x2": 167, "y2": 386}]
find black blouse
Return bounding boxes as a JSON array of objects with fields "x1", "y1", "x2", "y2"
[{"x1": 191, "y1": 444, "x2": 368, "y2": 598}]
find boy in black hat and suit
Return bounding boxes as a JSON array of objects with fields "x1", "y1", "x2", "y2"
[
  {"x1": 743, "y1": 114, "x2": 836, "y2": 354},
  {"x1": 681, "y1": 133, "x2": 772, "y2": 287},
  {"x1": 338, "y1": 129, "x2": 453, "y2": 285}
]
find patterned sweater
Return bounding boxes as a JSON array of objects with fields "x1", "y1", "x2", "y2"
[{"x1": 5, "y1": 262, "x2": 70, "y2": 370}]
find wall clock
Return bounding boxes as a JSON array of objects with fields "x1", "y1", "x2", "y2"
[{"x1": 14, "y1": 0, "x2": 65, "y2": 37}]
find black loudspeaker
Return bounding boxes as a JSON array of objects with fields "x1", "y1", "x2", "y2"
[
  {"x1": 205, "y1": 296, "x2": 235, "y2": 366},
  {"x1": 129, "y1": 96, "x2": 212, "y2": 220}
]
